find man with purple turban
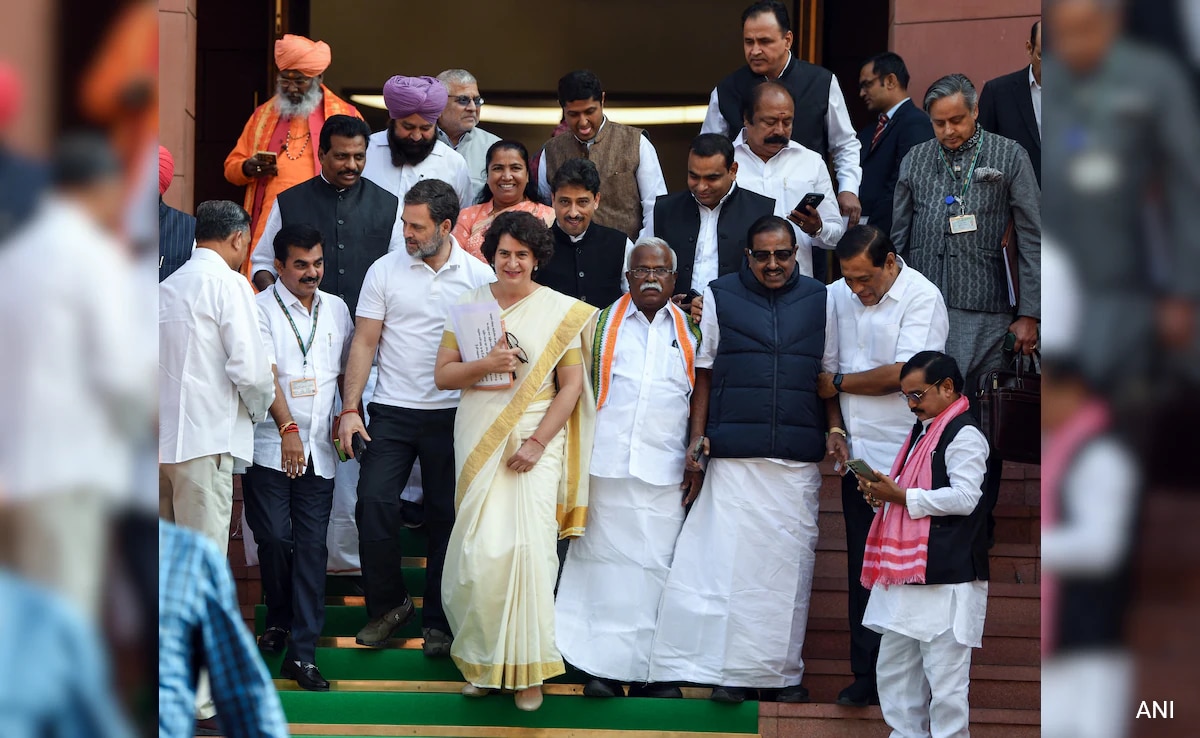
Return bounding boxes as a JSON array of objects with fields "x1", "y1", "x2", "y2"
[{"x1": 362, "y1": 75, "x2": 471, "y2": 216}]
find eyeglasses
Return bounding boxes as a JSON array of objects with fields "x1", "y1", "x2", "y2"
[
  {"x1": 858, "y1": 76, "x2": 882, "y2": 91},
  {"x1": 899, "y1": 382, "x2": 938, "y2": 404},
  {"x1": 748, "y1": 248, "x2": 797, "y2": 263},
  {"x1": 628, "y1": 267, "x2": 674, "y2": 278},
  {"x1": 276, "y1": 74, "x2": 313, "y2": 90},
  {"x1": 453, "y1": 95, "x2": 485, "y2": 107},
  {"x1": 505, "y1": 332, "x2": 529, "y2": 364}
]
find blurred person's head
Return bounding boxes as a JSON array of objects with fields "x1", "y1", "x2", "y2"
[
  {"x1": 478, "y1": 140, "x2": 538, "y2": 207},
  {"x1": 551, "y1": 158, "x2": 602, "y2": 237},
  {"x1": 1047, "y1": 0, "x2": 1121, "y2": 75},
  {"x1": 382, "y1": 75, "x2": 446, "y2": 167},
  {"x1": 836, "y1": 225, "x2": 900, "y2": 307},
  {"x1": 318, "y1": 115, "x2": 371, "y2": 189},
  {"x1": 924, "y1": 74, "x2": 979, "y2": 151},
  {"x1": 194, "y1": 200, "x2": 252, "y2": 270},
  {"x1": 557, "y1": 70, "x2": 606, "y2": 143},
  {"x1": 741, "y1": 1, "x2": 794, "y2": 79},
  {"x1": 688, "y1": 134, "x2": 738, "y2": 208},
  {"x1": 1028, "y1": 20, "x2": 1043, "y2": 85},
  {"x1": 1042, "y1": 357, "x2": 1102, "y2": 431},
  {"x1": 743, "y1": 82, "x2": 795, "y2": 160},
  {"x1": 859, "y1": 52, "x2": 910, "y2": 115},
  {"x1": 52, "y1": 132, "x2": 124, "y2": 233},
  {"x1": 436, "y1": 69, "x2": 484, "y2": 145},
  {"x1": 627, "y1": 238, "x2": 678, "y2": 317},
  {"x1": 402, "y1": 179, "x2": 459, "y2": 260},
  {"x1": 272, "y1": 223, "x2": 324, "y2": 305},
  {"x1": 158, "y1": 145, "x2": 174, "y2": 196},
  {"x1": 900, "y1": 351, "x2": 964, "y2": 422},
  {"x1": 273, "y1": 34, "x2": 331, "y2": 117},
  {"x1": 746, "y1": 215, "x2": 798, "y2": 289}
]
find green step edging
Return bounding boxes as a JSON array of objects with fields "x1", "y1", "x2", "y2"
[
  {"x1": 279, "y1": 691, "x2": 759, "y2": 733},
  {"x1": 263, "y1": 647, "x2": 592, "y2": 684},
  {"x1": 257, "y1": 603, "x2": 424, "y2": 638}
]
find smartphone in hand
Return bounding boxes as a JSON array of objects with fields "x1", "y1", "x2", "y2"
[
  {"x1": 845, "y1": 458, "x2": 881, "y2": 483},
  {"x1": 794, "y1": 192, "x2": 825, "y2": 213}
]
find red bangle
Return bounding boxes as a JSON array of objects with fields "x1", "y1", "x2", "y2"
[
  {"x1": 339, "y1": 408, "x2": 360, "y2": 418},
  {"x1": 527, "y1": 436, "x2": 545, "y2": 449},
  {"x1": 282, "y1": 425, "x2": 300, "y2": 435}
]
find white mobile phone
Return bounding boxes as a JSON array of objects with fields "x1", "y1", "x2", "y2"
[{"x1": 845, "y1": 458, "x2": 881, "y2": 483}]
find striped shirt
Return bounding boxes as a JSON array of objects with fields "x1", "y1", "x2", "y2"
[{"x1": 158, "y1": 199, "x2": 196, "y2": 282}]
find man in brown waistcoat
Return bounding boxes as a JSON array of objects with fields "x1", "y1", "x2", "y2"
[{"x1": 536, "y1": 70, "x2": 667, "y2": 242}]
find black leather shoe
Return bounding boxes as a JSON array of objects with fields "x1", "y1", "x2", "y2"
[
  {"x1": 281, "y1": 660, "x2": 330, "y2": 692},
  {"x1": 710, "y1": 685, "x2": 749, "y2": 703},
  {"x1": 257, "y1": 627, "x2": 288, "y2": 655},
  {"x1": 630, "y1": 682, "x2": 683, "y2": 698},
  {"x1": 836, "y1": 676, "x2": 878, "y2": 707},
  {"x1": 777, "y1": 683, "x2": 810, "y2": 703},
  {"x1": 583, "y1": 677, "x2": 625, "y2": 697}
]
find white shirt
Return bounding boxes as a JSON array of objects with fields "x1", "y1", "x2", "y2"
[
  {"x1": 732, "y1": 132, "x2": 844, "y2": 277},
  {"x1": 691, "y1": 183, "x2": 738, "y2": 293},
  {"x1": 253, "y1": 284, "x2": 354, "y2": 479},
  {"x1": 702, "y1": 59, "x2": 862, "y2": 195},
  {"x1": 361, "y1": 131, "x2": 473, "y2": 217},
  {"x1": 249, "y1": 173, "x2": 406, "y2": 280},
  {"x1": 1028, "y1": 65, "x2": 1042, "y2": 137},
  {"x1": 0, "y1": 198, "x2": 153, "y2": 500},
  {"x1": 536, "y1": 118, "x2": 669, "y2": 241},
  {"x1": 160, "y1": 247, "x2": 275, "y2": 468},
  {"x1": 437, "y1": 125, "x2": 502, "y2": 206},
  {"x1": 821, "y1": 259, "x2": 949, "y2": 471},
  {"x1": 884, "y1": 97, "x2": 910, "y2": 123},
  {"x1": 591, "y1": 300, "x2": 693, "y2": 486},
  {"x1": 863, "y1": 422, "x2": 990, "y2": 647},
  {"x1": 356, "y1": 237, "x2": 495, "y2": 409},
  {"x1": 1042, "y1": 438, "x2": 1138, "y2": 576}
]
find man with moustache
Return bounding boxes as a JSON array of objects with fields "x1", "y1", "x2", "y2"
[
  {"x1": 336, "y1": 179, "x2": 495, "y2": 654},
  {"x1": 249, "y1": 115, "x2": 399, "y2": 315},
  {"x1": 436, "y1": 69, "x2": 501, "y2": 204},
  {"x1": 224, "y1": 34, "x2": 362, "y2": 277},
  {"x1": 556, "y1": 238, "x2": 700, "y2": 700},
  {"x1": 247, "y1": 224, "x2": 355, "y2": 692},
  {"x1": 363, "y1": 75, "x2": 471, "y2": 215},
  {"x1": 649, "y1": 215, "x2": 834, "y2": 704}
]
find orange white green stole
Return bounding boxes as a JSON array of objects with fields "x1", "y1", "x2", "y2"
[{"x1": 591, "y1": 292, "x2": 701, "y2": 408}]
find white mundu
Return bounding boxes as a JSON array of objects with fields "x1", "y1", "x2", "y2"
[{"x1": 555, "y1": 296, "x2": 694, "y2": 682}]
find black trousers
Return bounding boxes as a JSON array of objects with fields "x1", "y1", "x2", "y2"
[
  {"x1": 356, "y1": 403, "x2": 456, "y2": 631},
  {"x1": 842, "y1": 471, "x2": 881, "y2": 679},
  {"x1": 245, "y1": 463, "x2": 335, "y2": 663}
]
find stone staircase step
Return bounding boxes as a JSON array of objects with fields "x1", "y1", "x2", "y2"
[
  {"x1": 798, "y1": 661, "x2": 1039, "y2": 710},
  {"x1": 759, "y1": 703, "x2": 1039, "y2": 738}
]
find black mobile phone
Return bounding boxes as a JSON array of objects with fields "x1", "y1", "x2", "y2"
[
  {"x1": 795, "y1": 192, "x2": 825, "y2": 213},
  {"x1": 352, "y1": 433, "x2": 367, "y2": 459},
  {"x1": 680, "y1": 289, "x2": 701, "y2": 306}
]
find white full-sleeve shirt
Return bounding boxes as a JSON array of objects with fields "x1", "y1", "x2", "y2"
[
  {"x1": 159, "y1": 247, "x2": 275, "y2": 468},
  {"x1": 361, "y1": 131, "x2": 472, "y2": 218},
  {"x1": 252, "y1": 284, "x2": 354, "y2": 479}
]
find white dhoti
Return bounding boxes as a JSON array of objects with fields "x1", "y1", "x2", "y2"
[
  {"x1": 555, "y1": 474, "x2": 686, "y2": 682},
  {"x1": 647, "y1": 457, "x2": 821, "y2": 688}
]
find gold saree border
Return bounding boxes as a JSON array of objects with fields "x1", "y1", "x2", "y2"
[{"x1": 452, "y1": 655, "x2": 567, "y2": 690}]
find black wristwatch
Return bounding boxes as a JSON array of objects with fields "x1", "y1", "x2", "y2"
[{"x1": 833, "y1": 373, "x2": 844, "y2": 392}]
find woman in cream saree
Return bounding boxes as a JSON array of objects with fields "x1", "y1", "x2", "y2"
[{"x1": 434, "y1": 211, "x2": 595, "y2": 711}]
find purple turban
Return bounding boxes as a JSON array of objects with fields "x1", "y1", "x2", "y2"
[{"x1": 382, "y1": 75, "x2": 447, "y2": 123}]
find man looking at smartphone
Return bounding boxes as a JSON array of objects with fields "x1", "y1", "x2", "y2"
[
  {"x1": 732, "y1": 82, "x2": 843, "y2": 280},
  {"x1": 817, "y1": 224, "x2": 948, "y2": 707}
]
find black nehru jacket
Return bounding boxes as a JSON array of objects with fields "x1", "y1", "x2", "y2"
[
  {"x1": 652, "y1": 185, "x2": 776, "y2": 294},
  {"x1": 273, "y1": 175, "x2": 398, "y2": 316},
  {"x1": 716, "y1": 56, "x2": 832, "y2": 156},
  {"x1": 536, "y1": 221, "x2": 628, "y2": 308}
]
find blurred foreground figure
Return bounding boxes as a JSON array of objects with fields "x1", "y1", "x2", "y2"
[
  {"x1": 0, "y1": 132, "x2": 149, "y2": 618},
  {"x1": 0, "y1": 61, "x2": 48, "y2": 241}
]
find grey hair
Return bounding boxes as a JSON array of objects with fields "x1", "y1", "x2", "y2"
[
  {"x1": 629, "y1": 237, "x2": 678, "y2": 272},
  {"x1": 923, "y1": 73, "x2": 978, "y2": 113},
  {"x1": 436, "y1": 69, "x2": 478, "y2": 88},
  {"x1": 195, "y1": 200, "x2": 251, "y2": 242}
]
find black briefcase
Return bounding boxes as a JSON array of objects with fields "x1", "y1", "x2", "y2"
[{"x1": 977, "y1": 352, "x2": 1040, "y2": 465}]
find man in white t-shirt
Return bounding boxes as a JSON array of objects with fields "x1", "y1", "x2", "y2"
[{"x1": 336, "y1": 179, "x2": 494, "y2": 655}]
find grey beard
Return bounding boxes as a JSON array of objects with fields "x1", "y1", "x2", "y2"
[
  {"x1": 410, "y1": 237, "x2": 443, "y2": 258},
  {"x1": 276, "y1": 82, "x2": 323, "y2": 119}
]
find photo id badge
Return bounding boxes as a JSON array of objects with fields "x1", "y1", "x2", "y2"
[
  {"x1": 949, "y1": 214, "x2": 978, "y2": 234},
  {"x1": 290, "y1": 377, "x2": 317, "y2": 398}
]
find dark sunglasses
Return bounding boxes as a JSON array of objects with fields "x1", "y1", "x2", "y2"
[{"x1": 748, "y1": 248, "x2": 797, "y2": 264}]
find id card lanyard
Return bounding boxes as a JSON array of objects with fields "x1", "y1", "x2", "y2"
[
  {"x1": 939, "y1": 128, "x2": 985, "y2": 232},
  {"x1": 273, "y1": 286, "x2": 321, "y2": 379}
]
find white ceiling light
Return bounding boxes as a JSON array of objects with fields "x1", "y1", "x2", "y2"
[{"x1": 349, "y1": 95, "x2": 707, "y2": 126}]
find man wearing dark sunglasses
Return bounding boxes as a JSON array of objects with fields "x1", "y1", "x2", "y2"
[{"x1": 649, "y1": 214, "x2": 834, "y2": 704}]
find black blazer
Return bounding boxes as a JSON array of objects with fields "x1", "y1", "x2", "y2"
[
  {"x1": 856, "y1": 99, "x2": 934, "y2": 237},
  {"x1": 978, "y1": 67, "x2": 1041, "y2": 185},
  {"x1": 652, "y1": 185, "x2": 776, "y2": 294}
]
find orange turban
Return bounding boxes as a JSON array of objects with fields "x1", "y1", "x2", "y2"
[
  {"x1": 0, "y1": 61, "x2": 23, "y2": 132},
  {"x1": 274, "y1": 34, "x2": 331, "y2": 77}
]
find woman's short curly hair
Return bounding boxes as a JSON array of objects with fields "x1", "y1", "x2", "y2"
[{"x1": 480, "y1": 210, "x2": 556, "y2": 267}]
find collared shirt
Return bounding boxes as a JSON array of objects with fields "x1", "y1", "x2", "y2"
[
  {"x1": 702, "y1": 56, "x2": 863, "y2": 195},
  {"x1": 1029, "y1": 65, "x2": 1042, "y2": 137},
  {"x1": 356, "y1": 236, "x2": 496, "y2": 410},
  {"x1": 591, "y1": 300, "x2": 693, "y2": 485},
  {"x1": 253, "y1": 285, "x2": 354, "y2": 478},
  {"x1": 732, "y1": 132, "x2": 844, "y2": 277},
  {"x1": 160, "y1": 247, "x2": 275, "y2": 468},
  {"x1": 159, "y1": 521, "x2": 289, "y2": 738},
  {"x1": 691, "y1": 182, "x2": 738, "y2": 293},
  {"x1": 884, "y1": 97, "x2": 910, "y2": 123},
  {"x1": 437, "y1": 125, "x2": 502, "y2": 206},
  {"x1": 821, "y1": 259, "x2": 949, "y2": 471},
  {"x1": 361, "y1": 131, "x2": 472, "y2": 216}
]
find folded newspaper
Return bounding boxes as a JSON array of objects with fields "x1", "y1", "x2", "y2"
[{"x1": 449, "y1": 300, "x2": 512, "y2": 389}]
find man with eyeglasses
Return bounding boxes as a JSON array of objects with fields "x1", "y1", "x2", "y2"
[
  {"x1": 817, "y1": 224, "x2": 948, "y2": 707},
  {"x1": 978, "y1": 20, "x2": 1042, "y2": 185},
  {"x1": 224, "y1": 34, "x2": 363, "y2": 279},
  {"x1": 849, "y1": 350, "x2": 993, "y2": 738},
  {"x1": 556, "y1": 238, "x2": 700, "y2": 700},
  {"x1": 649, "y1": 215, "x2": 833, "y2": 705},
  {"x1": 436, "y1": 69, "x2": 501, "y2": 205}
]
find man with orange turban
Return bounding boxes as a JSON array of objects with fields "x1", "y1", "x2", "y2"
[{"x1": 223, "y1": 34, "x2": 362, "y2": 280}]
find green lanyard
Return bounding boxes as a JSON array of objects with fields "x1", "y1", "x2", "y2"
[
  {"x1": 273, "y1": 286, "x2": 321, "y2": 367},
  {"x1": 938, "y1": 128, "x2": 985, "y2": 214}
]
